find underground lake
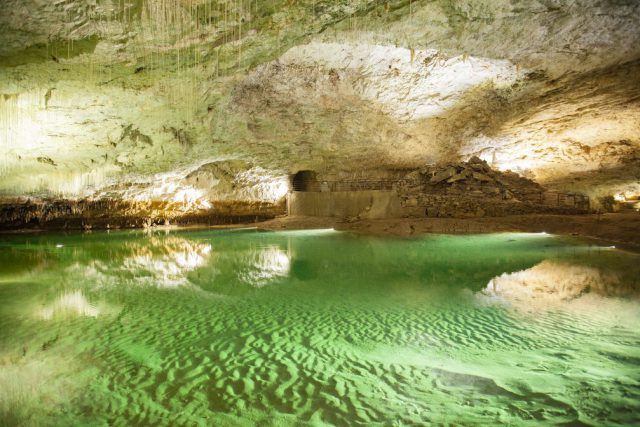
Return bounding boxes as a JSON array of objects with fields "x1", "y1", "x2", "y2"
[{"x1": 0, "y1": 229, "x2": 638, "y2": 426}]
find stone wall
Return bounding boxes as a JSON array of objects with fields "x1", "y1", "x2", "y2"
[
  {"x1": 402, "y1": 195, "x2": 586, "y2": 219},
  {"x1": 288, "y1": 191, "x2": 402, "y2": 219},
  {"x1": 291, "y1": 157, "x2": 591, "y2": 219}
]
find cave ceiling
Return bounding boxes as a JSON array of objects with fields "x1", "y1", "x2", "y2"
[{"x1": 0, "y1": 0, "x2": 639, "y2": 202}]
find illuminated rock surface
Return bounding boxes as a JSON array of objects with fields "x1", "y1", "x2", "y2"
[
  {"x1": 0, "y1": 0, "x2": 639, "y2": 216},
  {"x1": 1, "y1": 4, "x2": 639, "y2": 423}
]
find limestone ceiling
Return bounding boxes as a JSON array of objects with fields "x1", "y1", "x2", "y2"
[{"x1": 0, "y1": 0, "x2": 639, "y2": 201}]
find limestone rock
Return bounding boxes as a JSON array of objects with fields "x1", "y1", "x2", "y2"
[
  {"x1": 472, "y1": 172, "x2": 492, "y2": 182},
  {"x1": 447, "y1": 173, "x2": 467, "y2": 183},
  {"x1": 430, "y1": 167, "x2": 457, "y2": 184},
  {"x1": 0, "y1": 0, "x2": 638, "y2": 215}
]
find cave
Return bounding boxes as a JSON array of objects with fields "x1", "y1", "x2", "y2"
[{"x1": 1, "y1": 1, "x2": 639, "y2": 425}]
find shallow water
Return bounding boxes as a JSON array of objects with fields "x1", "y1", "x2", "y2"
[{"x1": 0, "y1": 229, "x2": 639, "y2": 426}]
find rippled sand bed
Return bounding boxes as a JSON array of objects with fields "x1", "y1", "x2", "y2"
[{"x1": 0, "y1": 230, "x2": 638, "y2": 425}]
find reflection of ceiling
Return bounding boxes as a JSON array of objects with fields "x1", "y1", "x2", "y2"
[
  {"x1": 1, "y1": 1, "x2": 639, "y2": 203},
  {"x1": 236, "y1": 246, "x2": 290, "y2": 287},
  {"x1": 478, "y1": 259, "x2": 639, "y2": 312},
  {"x1": 79, "y1": 236, "x2": 214, "y2": 288},
  {"x1": 57, "y1": 234, "x2": 291, "y2": 289},
  {"x1": 39, "y1": 290, "x2": 99, "y2": 320}
]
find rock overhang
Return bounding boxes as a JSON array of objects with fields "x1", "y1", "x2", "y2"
[{"x1": 0, "y1": 0, "x2": 638, "y2": 212}]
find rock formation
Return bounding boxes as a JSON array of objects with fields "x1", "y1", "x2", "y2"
[
  {"x1": 0, "y1": 1, "x2": 639, "y2": 226},
  {"x1": 398, "y1": 156, "x2": 590, "y2": 218}
]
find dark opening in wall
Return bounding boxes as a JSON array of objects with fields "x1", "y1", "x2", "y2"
[{"x1": 291, "y1": 170, "x2": 319, "y2": 192}]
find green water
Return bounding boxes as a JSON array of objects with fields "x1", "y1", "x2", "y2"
[{"x1": 0, "y1": 229, "x2": 639, "y2": 426}]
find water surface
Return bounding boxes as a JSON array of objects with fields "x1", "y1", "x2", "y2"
[{"x1": 0, "y1": 229, "x2": 639, "y2": 426}]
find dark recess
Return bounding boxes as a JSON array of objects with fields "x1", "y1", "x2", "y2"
[{"x1": 291, "y1": 170, "x2": 319, "y2": 192}]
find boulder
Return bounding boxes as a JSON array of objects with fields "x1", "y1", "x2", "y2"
[
  {"x1": 447, "y1": 173, "x2": 467, "y2": 183},
  {"x1": 472, "y1": 172, "x2": 492, "y2": 182},
  {"x1": 430, "y1": 167, "x2": 457, "y2": 184},
  {"x1": 483, "y1": 186, "x2": 501, "y2": 195}
]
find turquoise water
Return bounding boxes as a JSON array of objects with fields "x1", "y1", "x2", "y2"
[{"x1": 0, "y1": 229, "x2": 639, "y2": 426}]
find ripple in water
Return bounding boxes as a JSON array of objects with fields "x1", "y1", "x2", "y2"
[{"x1": 0, "y1": 230, "x2": 638, "y2": 425}]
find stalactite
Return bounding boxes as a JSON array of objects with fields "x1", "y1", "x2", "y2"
[{"x1": 238, "y1": 0, "x2": 242, "y2": 67}]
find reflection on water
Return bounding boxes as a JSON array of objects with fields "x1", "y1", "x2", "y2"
[
  {"x1": 52, "y1": 235, "x2": 291, "y2": 289},
  {"x1": 479, "y1": 259, "x2": 640, "y2": 313},
  {"x1": 236, "y1": 246, "x2": 290, "y2": 287},
  {"x1": 121, "y1": 236, "x2": 213, "y2": 288},
  {"x1": 482, "y1": 260, "x2": 614, "y2": 306},
  {"x1": 0, "y1": 230, "x2": 638, "y2": 426},
  {"x1": 39, "y1": 290, "x2": 99, "y2": 320},
  {"x1": 0, "y1": 350, "x2": 84, "y2": 426}
]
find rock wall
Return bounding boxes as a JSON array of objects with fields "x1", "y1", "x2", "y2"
[
  {"x1": 0, "y1": 198, "x2": 285, "y2": 230},
  {"x1": 0, "y1": 0, "x2": 638, "y2": 220}
]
